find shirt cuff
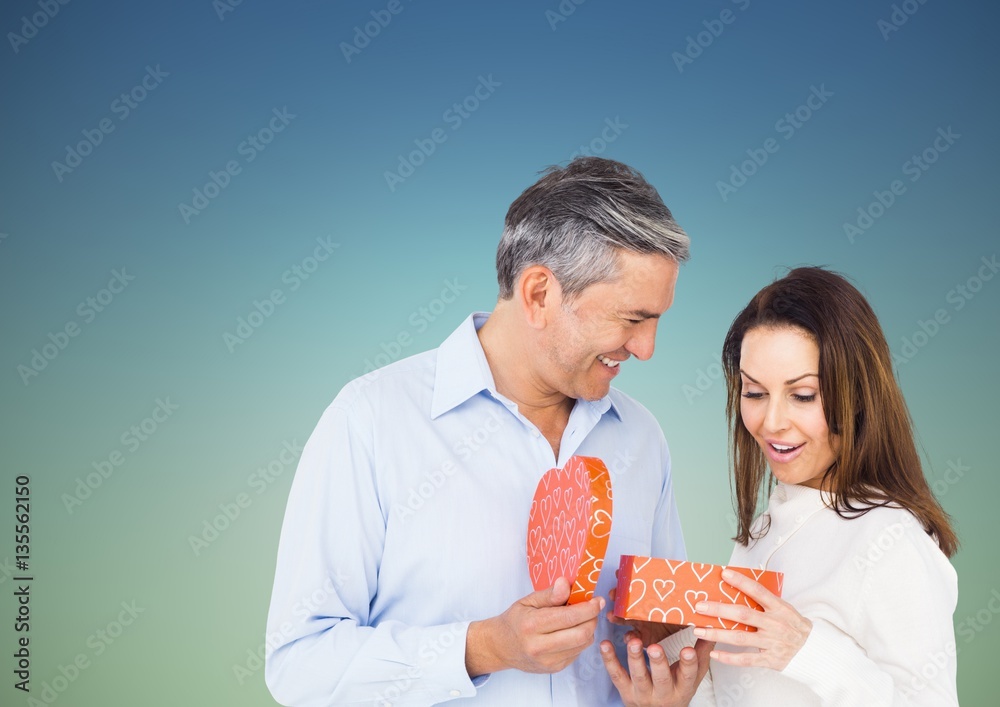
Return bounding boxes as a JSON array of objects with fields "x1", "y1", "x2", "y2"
[
  {"x1": 421, "y1": 621, "x2": 481, "y2": 703},
  {"x1": 368, "y1": 621, "x2": 481, "y2": 706}
]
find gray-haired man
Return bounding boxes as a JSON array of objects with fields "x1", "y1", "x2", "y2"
[{"x1": 265, "y1": 157, "x2": 707, "y2": 706}]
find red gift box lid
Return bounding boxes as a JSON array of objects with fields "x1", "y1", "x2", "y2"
[{"x1": 526, "y1": 456, "x2": 613, "y2": 604}]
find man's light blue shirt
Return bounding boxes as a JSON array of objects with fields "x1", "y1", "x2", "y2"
[{"x1": 265, "y1": 312, "x2": 686, "y2": 706}]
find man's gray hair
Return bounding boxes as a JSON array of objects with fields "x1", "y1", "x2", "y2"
[{"x1": 496, "y1": 157, "x2": 690, "y2": 300}]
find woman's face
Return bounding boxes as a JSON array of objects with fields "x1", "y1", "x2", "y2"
[{"x1": 739, "y1": 326, "x2": 840, "y2": 489}]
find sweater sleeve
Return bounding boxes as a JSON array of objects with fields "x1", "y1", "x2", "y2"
[
  {"x1": 780, "y1": 519, "x2": 958, "y2": 706},
  {"x1": 658, "y1": 628, "x2": 717, "y2": 706}
]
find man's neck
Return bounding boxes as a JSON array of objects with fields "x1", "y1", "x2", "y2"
[{"x1": 477, "y1": 308, "x2": 575, "y2": 460}]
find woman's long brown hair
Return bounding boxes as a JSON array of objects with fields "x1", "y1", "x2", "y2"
[{"x1": 721, "y1": 267, "x2": 958, "y2": 557}]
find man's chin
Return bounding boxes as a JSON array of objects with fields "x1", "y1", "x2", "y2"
[{"x1": 577, "y1": 383, "x2": 612, "y2": 402}]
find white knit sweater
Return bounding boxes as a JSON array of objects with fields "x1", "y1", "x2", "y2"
[{"x1": 661, "y1": 483, "x2": 958, "y2": 706}]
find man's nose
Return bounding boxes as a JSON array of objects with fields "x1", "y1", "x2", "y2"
[{"x1": 624, "y1": 321, "x2": 658, "y2": 361}]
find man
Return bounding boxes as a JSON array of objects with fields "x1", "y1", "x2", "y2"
[{"x1": 265, "y1": 157, "x2": 706, "y2": 706}]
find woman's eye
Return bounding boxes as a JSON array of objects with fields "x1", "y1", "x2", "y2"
[
  {"x1": 793, "y1": 394, "x2": 816, "y2": 402},
  {"x1": 742, "y1": 391, "x2": 764, "y2": 399}
]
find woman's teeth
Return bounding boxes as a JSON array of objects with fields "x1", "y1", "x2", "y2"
[
  {"x1": 771, "y1": 443, "x2": 800, "y2": 453},
  {"x1": 598, "y1": 356, "x2": 620, "y2": 368}
]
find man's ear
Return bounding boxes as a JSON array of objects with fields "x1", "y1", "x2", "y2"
[{"x1": 517, "y1": 265, "x2": 562, "y2": 330}]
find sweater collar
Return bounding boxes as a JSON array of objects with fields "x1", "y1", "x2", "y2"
[{"x1": 768, "y1": 482, "x2": 832, "y2": 517}]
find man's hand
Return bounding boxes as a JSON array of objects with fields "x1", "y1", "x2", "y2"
[
  {"x1": 600, "y1": 635, "x2": 713, "y2": 707},
  {"x1": 606, "y1": 587, "x2": 683, "y2": 647},
  {"x1": 466, "y1": 577, "x2": 604, "y2": 677}
]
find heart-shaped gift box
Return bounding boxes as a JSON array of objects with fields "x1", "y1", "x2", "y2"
[{"x1": 526, "y1": 456, "x2": 613, "y2": 604}]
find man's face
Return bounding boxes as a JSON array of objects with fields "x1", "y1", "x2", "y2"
[{"x1": 540, "y1": 251, "x2": 679, "y2": 402}]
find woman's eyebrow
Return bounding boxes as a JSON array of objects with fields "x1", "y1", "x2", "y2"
[{"x1": 740, "y1": 370, "x2": 818, "y2": 385}]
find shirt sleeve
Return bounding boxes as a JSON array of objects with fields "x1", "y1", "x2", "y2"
[
  {"x1": 780, "y1": 520, "x2": 959, "y2": 706},
  {"x1": 264, "y1": 402, "x2": 479, "y2": 706}
]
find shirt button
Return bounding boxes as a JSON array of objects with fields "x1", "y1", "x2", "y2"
[
  {"x1": 776, "y1": 535, "x2": 784, "y2": 544},
  {"x1": 795, "y1": 515, "x2": 804, "y2": 524},
  {"x1": 449, "y1": 689, "x2": 461, "y2": 697}
]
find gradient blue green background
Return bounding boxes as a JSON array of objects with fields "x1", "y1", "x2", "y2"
[{"x1": 1, "y1": 0, "x2": 998, "y2": 704}]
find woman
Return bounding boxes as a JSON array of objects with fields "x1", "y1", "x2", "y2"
[{"x1": 601, "y1": 267, "x2": 959, "y2": 706}]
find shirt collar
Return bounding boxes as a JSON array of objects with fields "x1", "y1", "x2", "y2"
[{"x1": 430, "y1": 312, "x2": 623, "y2": 421}]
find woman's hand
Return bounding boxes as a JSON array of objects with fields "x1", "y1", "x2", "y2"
[
  {"x1": 606, "y1": 587, "x2": 683, "y2": 646},
  {"x1": 600, "y1": 634, "x2": 713, "y2": 707},
  {"x1": 692, "y1": 568, "x2": 811, "y2": 671}
]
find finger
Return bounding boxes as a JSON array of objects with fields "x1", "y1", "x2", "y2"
[
  {"x1": 615, "y1": 621, "x2": 670, "y2": 647},
  {"x1": 693, "y1": 626, "x2": 766, "y2": 650},
  {"x1": 550, "y1": 596, "x2": 604, "y2": 630},
  {"x1": 529, "y1": 595, "x2": 603, "y2": 634},
  {"x1": 626, "y1": 638, "x2": 651, "y2": 688},
  {"x1": 548, "y1": 577, "x2": 571, "y2": 606},
  {"x1": 520, "y1": 577, "x2": 571, "y2": 610},
  {"x1": 540, "y1": 613, "x2": 601, "y2": 653},
  {"x1": 709, "y1": 647, "x2": 762, "y2": 668},
  {"x1": 669, "y1": 645, "x2": 700, "y2": 696},
  {"x1": 600, "y1": 641, "x2": 634, "y2": 694},
  {"x1": 694, "y1": 600, "x2": 768, "y2": 630},
  {"x1": 524, "y1": 616, "x2": 599, "y2": 671},
  {"x1": 646, "y1": 643, "x2": 676, "y2": 692},
  {"x1": 720, "y1": 568, "x2": 781, "y2": 611}
]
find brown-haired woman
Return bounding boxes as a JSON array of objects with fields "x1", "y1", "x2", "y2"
[{"x1": 602, "y1": 266, "x2": 959, "y2": 706}]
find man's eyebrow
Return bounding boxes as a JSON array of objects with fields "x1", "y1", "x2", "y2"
[
  {"x1": 622, "y1": 309, "x2": 661, "y2": 320},
  {"x1": 740, "y1": 370, "x2": 819, "y2": 385}
]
